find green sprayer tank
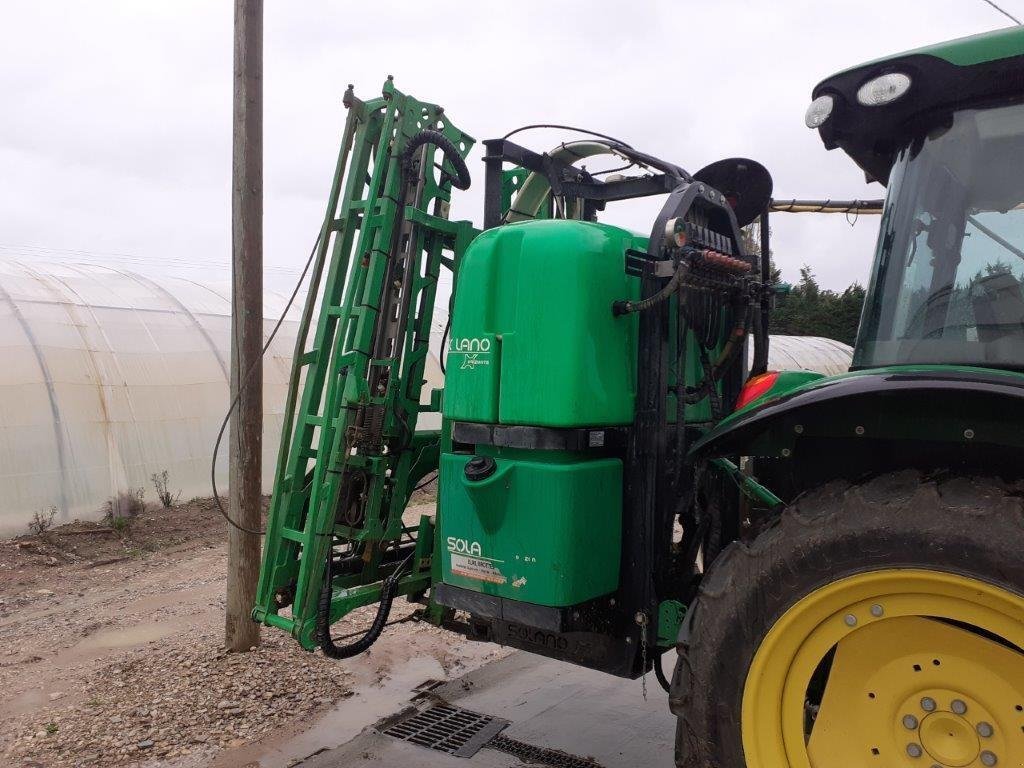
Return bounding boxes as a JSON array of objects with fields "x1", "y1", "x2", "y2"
[{"x1": 440, "y1": 219, "x2": 643, "y2": 607}]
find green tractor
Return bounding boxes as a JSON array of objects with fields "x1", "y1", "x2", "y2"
[{"x1": 253, "y1": 26, "x2": 1024, "y2": 768}]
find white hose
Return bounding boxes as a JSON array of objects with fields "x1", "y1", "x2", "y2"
[{"x1": 504, "y1": 141, "x2": 625, "y2": 223}]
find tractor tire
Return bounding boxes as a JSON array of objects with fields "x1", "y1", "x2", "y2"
[{"x1": 670, "y1": 470, "x2": 1024, "y2": 768}]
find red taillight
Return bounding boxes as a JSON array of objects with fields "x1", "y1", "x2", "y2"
[{"x1": 735, "y1": 371, "x2": 780, "y2": 411}]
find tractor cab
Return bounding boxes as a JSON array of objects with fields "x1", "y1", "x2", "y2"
[
  {"x1": 811, "y1": 26, "x2": 1024, "y2": 371},
  {"x1": 695, "y1": 26, "x2": 1024, "y2": 476}
]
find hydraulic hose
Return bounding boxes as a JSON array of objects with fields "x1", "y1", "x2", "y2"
[
  {"x1": 613, "y1": 261, "x2": 690, "y2": 316},
  {"x1": 654, "y1": 650, "x2": 673, "y2": 693},
  {"x1": 317, "y1": 130, "x2": 468, "y2": 659},
  {"x1": 400, "y1": 129, "x2": 471, "y2": 190},
  {"x1": 317, "y1": 547, "x2": 413, "y2": 659}
]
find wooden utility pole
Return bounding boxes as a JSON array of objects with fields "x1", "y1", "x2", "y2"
[{"x1": 225, "y1": 0, "x2": 263, "y2": 652}]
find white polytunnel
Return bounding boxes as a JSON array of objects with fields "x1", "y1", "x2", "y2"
[
  {"x1": 0, "y1": 260, "x2": 445, "y2": 535},
  {"x1": 750, "y1": 335, "x2": 853, "y2": 376},
  {"x1": 0, "y1": 257, "x2": 843, "y2": 536}
]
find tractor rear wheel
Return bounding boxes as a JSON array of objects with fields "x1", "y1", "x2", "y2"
[{"x1": 670, "y1": 471, "x2": 1024, "y2": 768}]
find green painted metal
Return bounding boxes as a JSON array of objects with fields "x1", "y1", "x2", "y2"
[
  {"x1": 696, "y1": 364, "x2": 1024, "y2": 462},
  {"x1": 253, "y1": 79, "x2": 476, "y2": 650},
  {"x1": 443, "y1": 219, "x2": 644, "y2": 427},
  {"x1": 824, "y1": 26, "x2": 1024, "y2": 81},
  {"x1": 657, "y1": 599, "x2": 686, "y2": 648},
  {"x1": 709, "y1": 457, "x2": 784, "y2": 509},
  {"x1": 438, "y1": 448, "x2": 623, "y2": 607}
]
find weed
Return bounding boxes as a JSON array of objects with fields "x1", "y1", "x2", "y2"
[
  {"x1": 27, "y1": 507, "x2": 57, "y2": 536},
  {"x1": 110, "y1": 515, "x2": 132, "y2": 534},
  {"x1": 150, "y1": 470, "x2": 180, "y2": 509},
  {"x1": 103, "y1": 488, "x2": 145, "y2": 534},
  {"x1": 44, "y1": 722, "x2": 58, "y2": 735}
]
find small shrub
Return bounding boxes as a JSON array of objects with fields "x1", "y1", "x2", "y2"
[
  {"x1": 104, "y1": 488, "x2": 145, "y2": 532},
  {"x1": 110, "y1": 515, "x2": 133, "y2": 534},
  {"x1": 150, "y1": 470, "x2": 180, "y2": 509},
  {"x1": 28, "y1": 507, "x2": 57, "y2": 536}
]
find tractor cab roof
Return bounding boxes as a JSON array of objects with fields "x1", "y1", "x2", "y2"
[{"x1": 811, "y1": 26, "x2": 1024, "y2": 185}]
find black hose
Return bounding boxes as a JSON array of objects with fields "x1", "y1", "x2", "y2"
[
  {"x1": 317, "y1": 547, "x2": 413, "y2": 659},
  {"x1": 654, "y1": 650, "x2": 673, "y2": 693},
  {"x1": 384, "y1": 128, "x2": 469, "y2": 453},
  {"x1": 401, "y1": 129, "x2": 471, "y2": 191},
  {"x1": 439, "y1": 313, "x2": 451, "y2": 374},
  {"x1": 613, "y1": 262, "x2": 690, "y2": 316}
]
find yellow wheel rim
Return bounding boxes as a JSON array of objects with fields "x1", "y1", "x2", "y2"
[{"x1": 741, "y1": 569, "x2": 1024, "y2": 768}]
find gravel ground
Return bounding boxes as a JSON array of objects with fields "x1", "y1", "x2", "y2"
[
  {"x1": 0, "y1": 492, "x2": 501, "y2": 768},
  {"x1": 4, "y1": 626, "x2": 356, "y2": 767}
]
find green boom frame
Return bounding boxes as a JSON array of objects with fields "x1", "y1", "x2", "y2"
[{"x1": 253, "y1": 79, "x2": 477, "y2": 649}]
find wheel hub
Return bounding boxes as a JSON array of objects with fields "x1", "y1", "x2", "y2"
[
  {"x1": 808, "y1": 613, "x2": 1023, "y2": 766},
  {"x1": 917, "y1": 711, "x2": 979, "y2": 766},
  {"x1": 894, "y1": 689, "x2": 1002, "y2": 767},
  {"x1": 741, "y1": 570, "x2": 1024, "y2": 768}
]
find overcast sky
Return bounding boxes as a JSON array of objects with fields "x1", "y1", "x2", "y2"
[{"x1": 1, "y1": 1, "x2": 1019, "y2": 294}]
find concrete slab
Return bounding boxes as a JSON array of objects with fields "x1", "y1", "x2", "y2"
[{"x1": 301, "y1": 650, "x2": 676, "y2": 768}]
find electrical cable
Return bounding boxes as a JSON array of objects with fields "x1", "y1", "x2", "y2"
[
  {"x1": 591, "y1": 161, "x2": 639, "y2": 177},
  {"x1": 329, "y1": 611, "x2": 419, "y2": 642},
  {"x1": 413, "y1": 472, "x2": 438, "y2": 492},
  {"x1": 979, "y1": 0, "x2": 1022, "y2": 25},
  {"x1": 501, "y1": 123, "x2": 634, "y2": 147},
  {"x1": 210, "y1": 231, "x2": 322, "y2": 536}
]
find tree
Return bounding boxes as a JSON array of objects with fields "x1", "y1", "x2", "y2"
[
  {"x1": 770, "y1": 265, "x2": 865, "y2": 346},
  {"x1": 741, "y1": 224, "x2": 865, "y2": 345}
]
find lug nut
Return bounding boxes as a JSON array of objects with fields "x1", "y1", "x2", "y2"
[
  {"x1": 977, "y1": 721, "x2": 994, "y2": 738},
  {"x1": 981, "y1": 750, "x2": 998, "y2": 766},
  {"x1": 844, "y1": 614, "x2": 858, "y2": 627},
  {"x1": 870, "y1": 604, "x2": 884, "y2": 617},
  {"x1": 920, "y1": 697, "x2": 937, "y2": 712},
  {"x1": 951, "y1": 699, "x2": 967, "y2": 715},
  {"x1": 902, "y1": 714, "x2": 919, "y2": 730},
  {"x1": 906, "y1": 743, "x2": 923, "y2": 758}
]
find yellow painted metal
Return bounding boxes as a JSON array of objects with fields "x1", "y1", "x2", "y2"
[{"x1": 741, "y1": 570, "x2": 1024, "y2": 768}]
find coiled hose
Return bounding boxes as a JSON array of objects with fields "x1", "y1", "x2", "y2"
[
  {"x1": 316, "y1": 128, "x2": 469, "y2": 659},
  {"x1": 400, "y1": 129, "x2": 471, "y2": 190}
]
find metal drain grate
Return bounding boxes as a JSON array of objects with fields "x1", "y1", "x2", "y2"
[
  {"x1": 488, "y1": 735, "x2": 605, "y2": 768},
  {"x1": 380, "y1": 703, "x2": 509, "y2": 758}
]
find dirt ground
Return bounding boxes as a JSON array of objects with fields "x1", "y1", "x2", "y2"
[{"x1": 0, "y1": 491, "x2": 506, "y2": 768}]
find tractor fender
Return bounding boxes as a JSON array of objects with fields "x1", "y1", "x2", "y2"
[{"x1": 691, "y1": 366, "x2": 1024, "y2": 459}]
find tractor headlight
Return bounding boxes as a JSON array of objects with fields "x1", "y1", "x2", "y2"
[
  {"x1": 804, "y1": 94, "x2": 835, "y2": 128},
  {"x1": 856, "y1": 72, "x2": 912, "y2": 106}
]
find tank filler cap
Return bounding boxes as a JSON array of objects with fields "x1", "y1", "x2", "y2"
[{"x1": 464, "y1": 456, "x2": 497, "y2": 482}]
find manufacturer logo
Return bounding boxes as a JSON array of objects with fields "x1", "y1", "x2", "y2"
[
  {"x1": 446, "y1": 536, "x2": 482, "y2": 557},
  {"x1": 447, "y1": 337, "x2": 492, "y2": 370}
]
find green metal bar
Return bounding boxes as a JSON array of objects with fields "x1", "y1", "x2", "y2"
[
  {"x1": 710, "y1": 457, "x2": 784, "y2": 508},
  {"x1": 254, "y1": 79, "x2": 476, "y2": 650}
]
